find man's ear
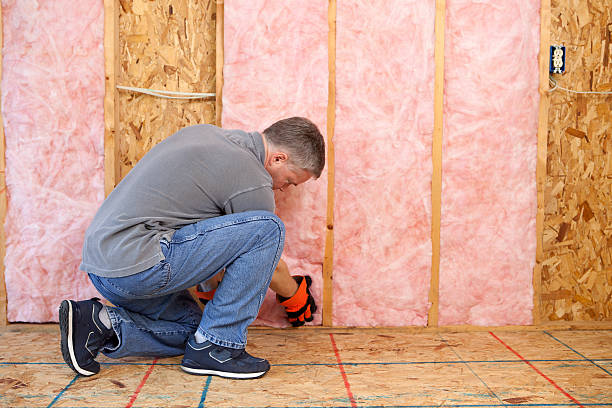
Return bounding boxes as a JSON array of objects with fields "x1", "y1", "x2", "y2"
[{"x1": 272, "y1": 152, "x2": 288, "y2": 164}]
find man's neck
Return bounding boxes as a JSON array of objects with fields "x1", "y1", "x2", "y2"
[{"x1": 260, "y1": 132, "x2": 269, "y2": 163}]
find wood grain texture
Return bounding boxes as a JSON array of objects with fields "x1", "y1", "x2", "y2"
[
  {"x1": 534, "y1": 0, "x2": 552, "y2": 325},
  {"x1": 215, "y1": 0, "x2": 223, "y2": 127},
  {"x1": 322, "y1": 0, "x2": 336, "y2": 327},
  {"x1": 0, "y1": 2, "x2": 7, "y2": 327},
  {"x1": 117, "y1": 0, "x2": 216, "y2": 181},
  {"x1": 104, "y1": 0, "x2": 120, "y2": 195},
  {"x1": 429, "y1": 0, "x2": 446, "y2": 328},
  {"x1": 1, "y1": 326, "x2": 611, "y2": 406},
  {"x1": 541, "y1": 0, "x2": 612, "y2": 322}
]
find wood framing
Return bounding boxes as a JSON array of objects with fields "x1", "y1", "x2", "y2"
[
  {"x1": 104, "y1": 0, "x2": 120, "y2": 195},
  {"x1": 0, "y1": 3, "x2": 7, "y2": 327},
  {"x1": 322, "y1": 0, "x2": 336, "y2": 327},
  {"x1": 215, "y1": 0, "x2": 224, "y2": 127},
  {"x1": 533, "y1": 0, "x2": 551, "y2": 325},
  {"x1": 428, "y1": 0, "x2": 445, "y2": 328}
]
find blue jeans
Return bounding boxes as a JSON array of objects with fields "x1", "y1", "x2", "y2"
[{"x1": 88, "y1": 211, "x2": 285, "y2": 358}]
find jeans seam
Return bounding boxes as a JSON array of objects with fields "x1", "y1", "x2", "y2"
[
  {"x1": 198, "y1": 329, "x2": 246, "y2": 349},
  {"x1": 104, "y1": 308, "x2": 122, "y2": 352},
  {"x1": 170, "y1": 214, "x2": 279, "y2": 244},
  {"x1": 103, "y1": 263, "x2": 172, "y2": 298}
]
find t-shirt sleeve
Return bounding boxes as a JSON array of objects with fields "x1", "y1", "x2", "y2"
[{"x1": 223, "y1": 187, "x2": 275, "y2": 214}]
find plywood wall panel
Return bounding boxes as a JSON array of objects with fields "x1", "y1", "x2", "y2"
[
  {"x1": 541, "y1": 0, "x2": 612, "y2": 322},
  {"x1": 117, "y1": 0, "x2": 216, "y2": 181}
]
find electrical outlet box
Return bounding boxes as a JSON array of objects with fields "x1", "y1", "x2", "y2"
[{"x1": 550, "y1": 45, "x2": 565, "y2": 74}]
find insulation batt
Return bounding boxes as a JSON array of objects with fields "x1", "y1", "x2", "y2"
[
  {"x1": 439, "y1": 0, "x2": 540, "y2": 325},
  {"x1": 2, "y1": 0, "x2": 104, "y2": 321},
  {"x1": 223, "y1": 0, "x2": 328, "y2": 327},
  {"x1": 333, "y1": 0, "x2": 435, "y2": 326}
]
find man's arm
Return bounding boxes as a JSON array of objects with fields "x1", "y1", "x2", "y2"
[{"x1": 269, "y1": 259, "x2": 298, "y2": 298}]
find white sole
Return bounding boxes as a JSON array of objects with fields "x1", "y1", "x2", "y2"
[
  {"x1": 180, "y1": 365, "x2": 267, "y2": 379},
  {"x1": 66, "y1": 301, "x2": 96, "y2": 376}
]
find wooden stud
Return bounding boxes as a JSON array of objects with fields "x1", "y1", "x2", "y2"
[
  {"x1": 104, "y1": 0, "x2": 120, "y2": 195},
  {"x1": 0, "y1": 3, "x2": 7, "y2": 326},
  {"x1": 534, "y1": 0, "x2": 551, "y2": 325},
  {"x1": 428, "y1": 0, "x2": 445, "y2": 328},
  {"x1": 215, "y1": 0, "x2": 224, "y2": 127},
  {"x1": 322, "y1": 0, "x2": 336, "y2": 327}
]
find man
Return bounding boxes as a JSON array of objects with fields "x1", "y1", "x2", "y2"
[{"x1": 59, "y1": 117, "x2": 324, "y2": 380}]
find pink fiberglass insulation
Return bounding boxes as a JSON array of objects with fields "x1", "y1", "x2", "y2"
[
  {"x1": 439, "y1": 0, "x2": 540, "y2": 325},
  {"x1": 2, "y1": 0, "x2": 104, "y2": 321},
  {"x1": 223, "y1": 0, "x2": 328, "y2": 327},
  {"x1": 333, "y1": 0, "x2": 435, "y2": 326}
]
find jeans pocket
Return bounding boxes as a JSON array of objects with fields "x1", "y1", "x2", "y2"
[
  {"x1": 99, "y1": 262, "x2": 173, "y2": 299},
  {"x1": 160, "y1": 238, "x2": 171, "y2": 258}
]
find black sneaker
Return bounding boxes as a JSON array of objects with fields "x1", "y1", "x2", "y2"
[
  {"x1": 59, "y1": 298, "x2": 114, "y2": 376},
  {"x1": 181, "y1": 336, "x2": 270, "y2": 379}
]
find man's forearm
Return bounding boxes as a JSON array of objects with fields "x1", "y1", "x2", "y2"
[{"x1": 269, "y1": 258, "x2": 298, "y2": 298}]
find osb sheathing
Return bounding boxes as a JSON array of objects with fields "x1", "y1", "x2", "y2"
[
  {"x1": 117, "y1": 0, "x2": 216, "y2": 181},
  {"x1": 541, "y1": 0, "x2": 612, "y2": 321}
]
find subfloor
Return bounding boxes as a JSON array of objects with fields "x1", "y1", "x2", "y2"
[{"x1": 0, "y1": 325, "x2": 610, "y2": 407}]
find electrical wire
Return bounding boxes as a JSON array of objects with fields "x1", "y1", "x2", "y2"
[
  {"x1": 117, "y1": 85, "x2": 215, "y2": 100},
  {"x1": 548, "y1": 76, "x2": 612, "y2": 95}
]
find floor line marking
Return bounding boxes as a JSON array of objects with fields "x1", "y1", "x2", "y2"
[
  {"x1": 489, "y1": 332, "x2": 583, "y2": 408},
  {"x1": 438, "y1": 334, "x2": 503, "y2": 404},
  {"x1": 329, "y1": 333, "x2": 357, "y2": 408},
  {"x1": 198, "y1": 375, "x2": 213, "y2": 408},
  {"x1": 125, "y1": 358, "x2": 158, "y2": 408},
  {"x1": 543, "y1": 331, "x2": 612, "y2": 377},
  {"x1": 46, "y1": 374, "x2": 79, "y2": 408}
]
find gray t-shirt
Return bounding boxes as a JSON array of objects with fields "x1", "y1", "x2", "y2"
[{"x1": 80, "y1": 124, "x2": 275, "y2": 278}]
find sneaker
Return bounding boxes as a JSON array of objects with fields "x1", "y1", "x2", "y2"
[
  {"x1": 59, "y1": 298, "x2": 114, "y2": 376},
  {"x1": 181, "y1": 336, "x2": 270, "y2": 379}
]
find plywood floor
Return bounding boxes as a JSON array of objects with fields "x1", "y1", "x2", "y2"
[{"x1": 0, "y1": 326, "x2": 610, "y2": 407}]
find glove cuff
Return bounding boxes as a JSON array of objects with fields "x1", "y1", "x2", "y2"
[
  {"x1": 194, "y1": 288, "x2": 216, "y2": 301},
  {"x1": 277, "y1": 276, "x2": 310, "y2": 311}
]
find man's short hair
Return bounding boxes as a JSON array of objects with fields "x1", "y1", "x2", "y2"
[{"x1": 263, "y1": 117, "x2": 325, "y2": 179}]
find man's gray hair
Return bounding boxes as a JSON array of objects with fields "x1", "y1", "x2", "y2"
[{"x1": 263, "y1": 117, "x2": 325, "y2": 178}]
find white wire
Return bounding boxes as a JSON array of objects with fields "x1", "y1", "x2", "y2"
[
  {"x1": 117, "y1": 85, "x2": 215, "y2": 99},
  {"x1": 548, "y1": 77, "x2": 612, "y2": 95}
]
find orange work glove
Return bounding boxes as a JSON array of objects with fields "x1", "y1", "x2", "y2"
[
  {"x1": 277, "y1": 276, "x2": 317, "y2": 327},
  {"x1": 194, "y1": 286, "x2": 216, "y2": 306}
]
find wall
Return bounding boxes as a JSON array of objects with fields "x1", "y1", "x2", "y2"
[
  {"x1": 222, "y1": 0, "x2": 541, "y2": 326},
  {"x1": 2, "y1": 0, "x2": 611, "y2": 326},
  {"x1": 540, "y1": 0, "x2": 612, "y2": 322}
]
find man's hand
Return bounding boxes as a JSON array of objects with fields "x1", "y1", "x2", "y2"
[{"x1": 277, "y1": 275, "x2": 317, "y2": 327}]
